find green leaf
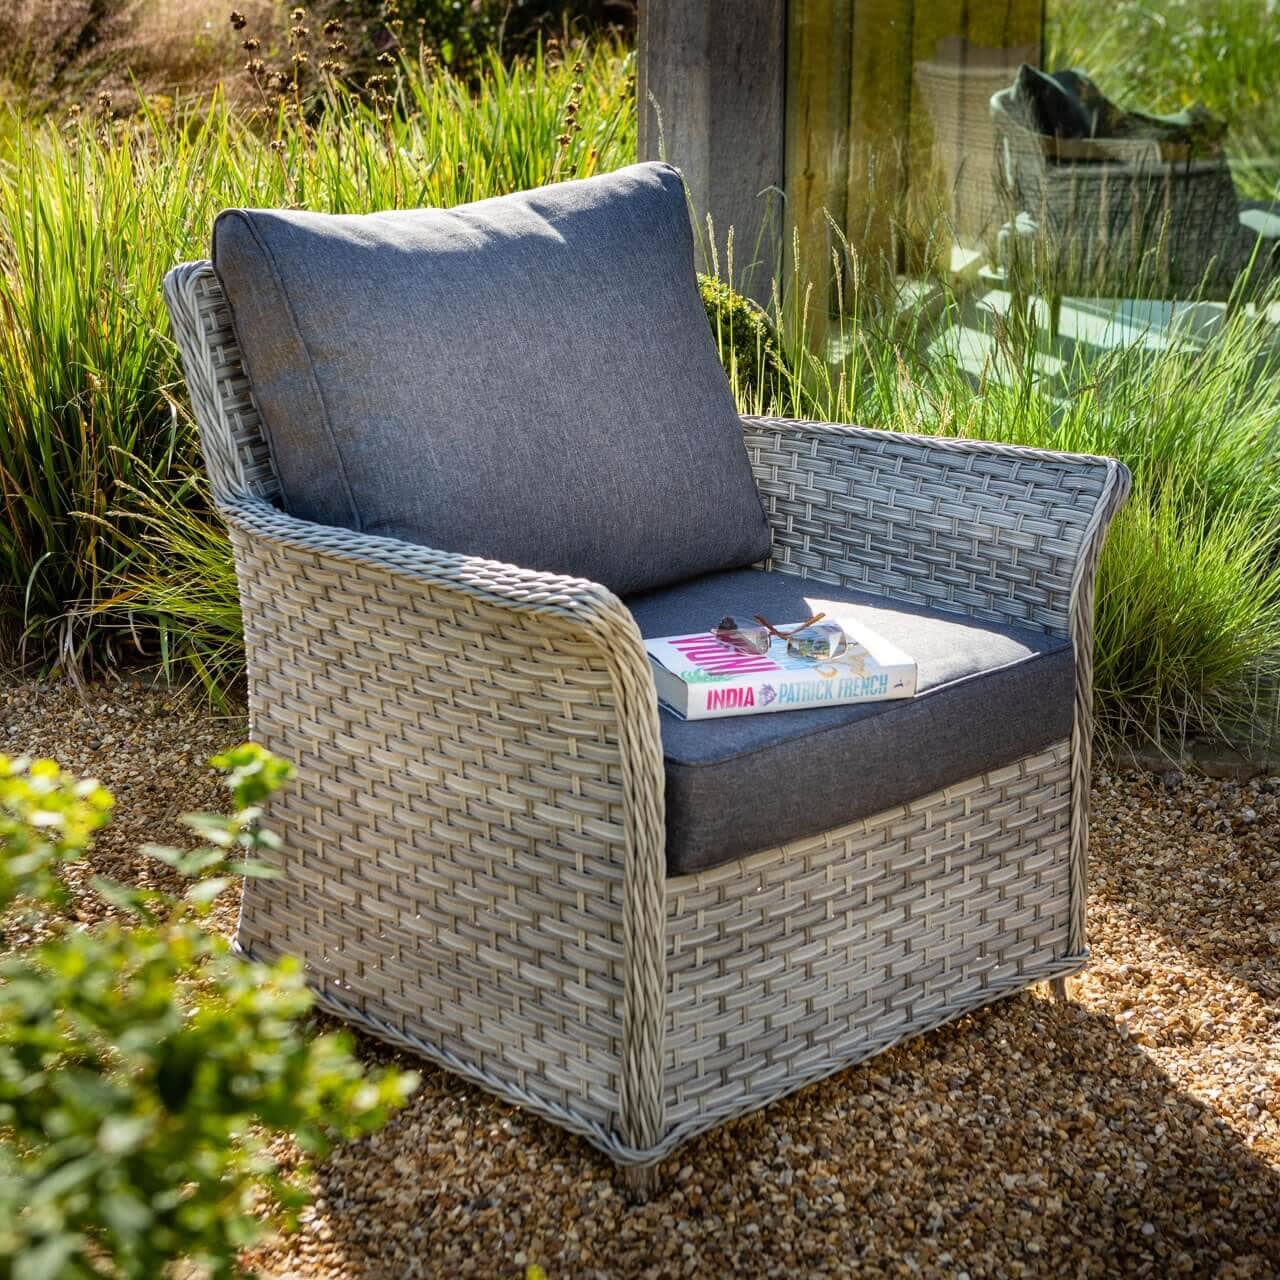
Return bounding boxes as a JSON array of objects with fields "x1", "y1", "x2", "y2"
[
  {"x1": 13, "y1": 1233, "x2": 83, "y2": 1280},
  {"x1": 184, "y1": 877, "x2": 231, "y2": 905},
  {"x1": 97, "y1": 1114, "x2": 152, "y2": 1156},
  {"x1": 226, "y1": 860, "x2": 281, "y2": 879}
]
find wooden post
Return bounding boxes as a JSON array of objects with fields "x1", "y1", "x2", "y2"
[
  {"x1": 847, "y1": 0, "x2": 914, "y2": 290},
  {"x1": 784, "y1": 0, "x2": 852, "y2": 326},
  {"x1": 637, "y1": 0, "x2": 787, "y2": 303},
  {"x1": 640, "y1": 0, "x2": 1044, "y2": 310}
]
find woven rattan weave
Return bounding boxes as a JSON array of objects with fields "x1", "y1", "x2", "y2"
[{"x1": 164, "y1": 259, "x2": 1129, "y2": 1186}]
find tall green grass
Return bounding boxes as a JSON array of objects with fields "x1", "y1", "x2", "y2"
[
  {"x1": 2, "y1": 36, "x2": 1278, "y2": 748},
  {"x1": 0, "y1": 43, "x2": 635, "y2": 661},
  {"x1": 739, "y1": 242, "x2": 1280, "y2": 747}
]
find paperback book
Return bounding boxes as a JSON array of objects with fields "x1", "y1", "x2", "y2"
[{"x1": 645, "y1": 612, "x2": 917, "y2": 721}]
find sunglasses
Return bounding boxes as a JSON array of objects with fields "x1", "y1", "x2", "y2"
[{"x1": 712, "y1": 613, "x2": 849, "y2": 659}]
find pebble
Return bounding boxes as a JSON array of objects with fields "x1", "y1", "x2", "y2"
[{"x1": 4, "y1": 679, "x2": 1278, "y2": 1278}]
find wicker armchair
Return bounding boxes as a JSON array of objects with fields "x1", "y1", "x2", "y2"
[
  {"x1": 990, "y1": 86, "x2": 1280, "y2": 326},
  {"x1": 164, "y1": 216, "x2": 1128, "y2": 1193}
]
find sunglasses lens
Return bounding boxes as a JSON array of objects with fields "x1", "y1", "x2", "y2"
[
  {"x1": 713, "y1": 616, "x2": 771, "y2": 654},
  {"x1": 785, "y1": 623, "x2": 848, "y2": 660}
]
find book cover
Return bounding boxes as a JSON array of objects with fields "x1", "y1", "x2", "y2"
[{"x1": 644, "y1": 609, "x2": 918, "y2": 720}]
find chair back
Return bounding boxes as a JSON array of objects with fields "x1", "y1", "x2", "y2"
[
  {"x1": 163, "y1": 260, "x2": 283, "y2": 507},
  {"x1": 913, "y1": 46, "x2": 1035, "y2": 247}
]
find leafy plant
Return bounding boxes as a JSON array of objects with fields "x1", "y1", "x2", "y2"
[
  {"x1": 715, "y1": 243, "x2": 1280, "y2": 748},
  {"x1": 699, "y1": 274, "x2": 785, "y2": 408},
  {"x1": 5, "y1": 28, "x2": 1280, "y2": 750},
  {"x1": 0, "y1": 744, "x2": 418, "y2": 1279}
]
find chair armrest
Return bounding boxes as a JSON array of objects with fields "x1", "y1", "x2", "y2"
[
  {"x1": 742, "y1": 416, "x2": 1131, "y2": 957},
  {"x1": 219, "y1": 495, "x2": 668, "y2": 1157},
  {"x1": 741, "y1": 415, "x2": 1130, "y2": 642}
]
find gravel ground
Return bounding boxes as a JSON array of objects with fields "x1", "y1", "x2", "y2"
[{"x1": 3, "y1": 677, "x2": 1278, "y2": 1279}]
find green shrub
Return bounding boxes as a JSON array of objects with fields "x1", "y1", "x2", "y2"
[
  {"x1": 0, "y1": 744, "x2": 418, "y2": 1279},
  {"x1": 5, "y1": 31, "x2": 1280, "y2": 750},
  {"x1": 313, "y1": 0, "x2": 634, "y2": 78},
  {"x1": 760, "y1": 255, "x2": 1280, "y2": 746},
  {"x1": 1092, "y1": 476, "x2": 1280, "y2": 746},
  {"x1": 698, "y1": 274, "x2": 786, "y2": 408}
]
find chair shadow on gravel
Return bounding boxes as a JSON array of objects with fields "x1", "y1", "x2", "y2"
[{"x1": 286, "y1": 991, "x2": 1280, "y2": 1278}]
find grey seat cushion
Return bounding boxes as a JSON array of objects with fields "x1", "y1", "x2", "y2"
[
  {"x1": 211, "y1": 162, "x2": 770, "y2": 596},
  {"x1": 626, "y1": 568, "x2": 1076, "y2": 876}
]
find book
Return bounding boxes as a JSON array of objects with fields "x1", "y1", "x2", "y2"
[{"x1": 644, "y1": 609, "x2": 917, "y2": 721}]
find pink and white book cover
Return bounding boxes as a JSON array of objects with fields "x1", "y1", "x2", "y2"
[{"x1": 644, "y1": 606, "x2": 917, "y2": 721}]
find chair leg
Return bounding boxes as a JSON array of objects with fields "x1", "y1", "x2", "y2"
[
  {"x1": 621, "y1": 1163, "x2": 662, "y2": 1201},
  {"x1": 1049, "y1": 976, "x2": 1069, "y2": 1003}
]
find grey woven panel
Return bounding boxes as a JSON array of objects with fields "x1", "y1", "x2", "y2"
[
  {"x1": 163, "y1": 258, "x2": 1131, "y2": 1176},
  {"x1": 741, "y1": 416, "x2": 1113, "y2": 638},
  {"x1": 226, "y1": 508, "x2": 666, "y2": 1142},
  {"x1": 662, "y1": 741, "x2": 1071, "y2": 1143},
  {"x1": 163, "y1": 264, "x2": 282, "y2": 505}
]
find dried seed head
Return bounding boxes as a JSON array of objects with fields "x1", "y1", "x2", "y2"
[
  {"x1": 241, "y1": 36, "x2": 260, "y2": 51},
  {"x1": 322, "y1": 17, "x2": 343, "y2": 36},
  {"x1": 229, "y1": 9, "x2": 247, "y2": 29},
  {"x1": 244, "y1": 57, "x2": 265, "y2": 75}
]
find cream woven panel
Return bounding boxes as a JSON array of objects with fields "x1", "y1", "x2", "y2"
[
  {"x1": 661, "y1": 740, "x2": 1072, "y2": 1143},
  {"x1": 231, "y1": 523, "x2": 637, "y2": 1134}
]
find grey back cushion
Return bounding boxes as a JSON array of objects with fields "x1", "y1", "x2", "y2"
[{"x1": 212, "y1": 162, "x2": 771, "y2": 596}]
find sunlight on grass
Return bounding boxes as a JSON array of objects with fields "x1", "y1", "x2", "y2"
[{"x1": 1, "y1": 31, "x2": 1277, "y2": 750}]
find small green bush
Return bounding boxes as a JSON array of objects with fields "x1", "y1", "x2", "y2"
[
  {"x1": 0, "y1": 744, "x2": 418, "y2": 1279},
  {"x1": 698, "y1": 274, "x2": 786, "y2": 407}
]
